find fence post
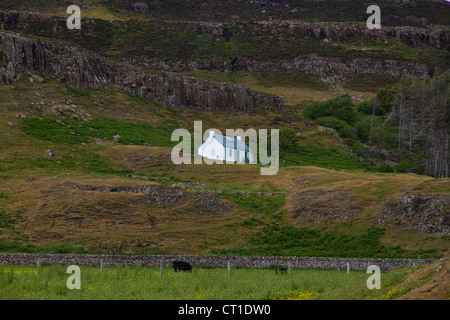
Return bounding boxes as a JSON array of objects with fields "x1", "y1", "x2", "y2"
[
  {"x1": 100, "y1": 259, "x2": 103, "y2": 274},
  {"x1": 160, "y1": 259, "x2": 164, "y2": 277},
  {"x1": 228, "y1": 261, "x2": 231, "y2": 276},
  {"x1": 347, "y1": 262, "x2": 350, "y2": 275}
]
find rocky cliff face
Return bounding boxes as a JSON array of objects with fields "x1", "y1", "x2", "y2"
[
  {"x1": 0, "y1": 10, "x2": 443, "y2": 83},
  {"x1": 377, "y1": 193, "x2": 450, "y2": 234},
  {"x1": 132, "y1": 54, "x2": 432, "y2": 83},
  {"x1": 232, "y1": 21, "x2": 449, "y2": 49},
  {"x1": 0, "y1": 31, "x2": 285, "y2": 111},
  {"x1": 2, "y1": 10, "x2": 447, "y2": 49}
]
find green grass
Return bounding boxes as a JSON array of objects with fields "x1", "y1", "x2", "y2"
[
  {"x1": 223, "y1": 193, "x2": 285, "y2": 216},
  {"x1": 0, "y1": 264, "x2": 377, "y2": 300},
  {"x1": 22, "y1": 117, "x2": 175, "y2": 147},
  {"x1": 213, "y1": 225, "x2": 438, "y2": 259},
  {"x1": 63, "y1": 85, "x2": 94, "y2": 97},
  {"x1": 0, "y1": 208, "x2": 14, "y2": 229},
  {"x1": 1, "y1": 150, "x2": 133, "y2": 177},
  {"x1": 281, "y1": 144, "x2": 372, "y2": 171},
  {"x1": 0, "y1": 240, "x2": 88, "y2": 254}
]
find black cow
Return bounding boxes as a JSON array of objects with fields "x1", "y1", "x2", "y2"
[
  {"x1": 276, "y1": 267, "x2": 287, "y2": 275},
  {"x1": 172, "y1": 260, "x2": 192, "y2": 273}
]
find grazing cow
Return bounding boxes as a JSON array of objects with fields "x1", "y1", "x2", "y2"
[
  {"x1": 276, "y1": 267, "x2": 287, "y2": 275},
  {"x1": 172, "y1": 260, "x2": 192, "y2": 273}
]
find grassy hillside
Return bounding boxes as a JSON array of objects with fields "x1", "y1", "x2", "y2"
[
  {"x1": 2, "y1": 0, "x2": 450, "y2": 25},
  {"x1": 0, "y1": 72, "x2": 448, "y2": 259}
]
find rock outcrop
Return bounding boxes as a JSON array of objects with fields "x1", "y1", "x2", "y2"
[
  {"x1": 0, "y1": 31, "x2": 284, "y2": 111},
  {"x1": 64, "y1": 182, "x2": 231, "y2": 214},
  {"x1": 377, "y1": 193, "x2": 450, "y2": 234},
  {"x1": 0, "y1": 10, "x2": 445, "y2": 83},
  {"x1": 232, "y1": 21, "x2": 449, "y2": 49},
  {"x1": 128, "y1": 54, "x2": 432, "y2": 83},
  {"x1": 2, "y1": 10, "x2": 447, "y2": 49}
]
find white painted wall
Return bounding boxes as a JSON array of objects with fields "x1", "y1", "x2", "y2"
[{"x1": 198, "y1": 137, "x2": 225, "y2": 161}]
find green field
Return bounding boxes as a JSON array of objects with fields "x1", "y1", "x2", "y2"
[{"x1": 0, "y1": 265, "x2": 419, "y2": 300}]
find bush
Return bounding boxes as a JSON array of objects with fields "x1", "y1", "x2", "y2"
[
  {"x1": 354, "y1": 120, "x2": 371, "y2": 142},
  {"x1": 279, "y1": 128, "x2": 300, "y2": 153},
  {"x1": 314, "y1": 116, "x2": 356, "y2": 140},
  {"x1": 373, "y1": 85, "x2": 398, "y2": 115},
  {"x1": 394, "y1": 159, "x2": 414, "y2": 173},
  {"x1": 377, "y1": 164, "x2": 394, "y2": 173},
  {"x1": 356, "y1": 101, "x2": 373, "y2": 114},
  {"x1": 303, "y1": 95, "x2": 357, "y2": 125}
]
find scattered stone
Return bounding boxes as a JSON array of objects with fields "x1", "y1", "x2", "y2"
[
  {"x1": 7, "y1": 121, "x2": 14, "y2": 127},
  {"x1": 31, "y1": 74, "x2": 44, "y2": 83},
  {"x1": 113, "y1": 135, "x2": 121, "y2": 142},
  {"x1": 45, "y1": 150, "x2": 54, "y2": 157},
  {"x1": 28, "y1": 175, "x2": 36, "y2": 181},
  {"x1": 144, "y1": 142, "x2": 152, "y2": 146}
]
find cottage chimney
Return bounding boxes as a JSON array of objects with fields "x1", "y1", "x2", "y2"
[
  {"x1": 237, "y1": 136, "x2": 242, "y2": 141},
  {"x1": 209, "y1": 130, "x2": 214, "y2": 138}
]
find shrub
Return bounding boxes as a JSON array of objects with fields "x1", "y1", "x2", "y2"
[
  {"x1": 314, "y1": 116, "x2": 356, "y2": 140},
  {"x1": 279, "y1": 128, "x2": 300, "y2": 153},
  {"x1": 354, "y1": 120, "x2": 371, "y2": 142},
  {"x1": 394, "y1": 159, "x2": 414, "y2": 173},
  {"x1": 373, "y1": 85, "x2": 398, "y2": 115},
  {"x1": 303, "y1": 95, "x2": 357, "y2": 125},
  {"x1": 377, "y1": 164, "x2": 394, "y2": 173},
  {"x1": 356, "y1": 101, "x2": 373, "y2": 114}
]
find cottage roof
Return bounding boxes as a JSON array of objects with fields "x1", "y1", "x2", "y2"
[{"x1": 212, "y1": 134, "x2": 250, "y2": 152}]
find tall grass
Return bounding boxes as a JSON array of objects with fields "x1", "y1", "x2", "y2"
[{"x1": 0, "y1": 265, "x2": 372, "y2": 300}]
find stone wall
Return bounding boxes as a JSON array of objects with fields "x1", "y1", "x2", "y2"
[{"x1": 0, "y1": 253, "x2": 435, "y2": 272}]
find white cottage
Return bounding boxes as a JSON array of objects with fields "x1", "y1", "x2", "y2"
[{"x1": 198, "y1": 130, "x2": 255, "y2": 163}]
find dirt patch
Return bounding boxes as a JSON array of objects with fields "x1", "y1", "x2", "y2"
[
  {"x1": 289, "y1": 186, "x2": 365, "y2": 226},
  {"x1": 66, "y1": 181, "x2": 231, "y2": 213},
  {"x1": 291, "y1": 174, "x2": 320, "y2": 188}
]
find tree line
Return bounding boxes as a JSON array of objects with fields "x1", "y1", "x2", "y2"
[{"x1": 301, "y1": 71, "x2": 449, "y2": 178}]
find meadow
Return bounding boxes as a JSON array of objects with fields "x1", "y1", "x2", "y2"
[{"x1": 0, "y1": 264, "x2": 416, "y2": 300}]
